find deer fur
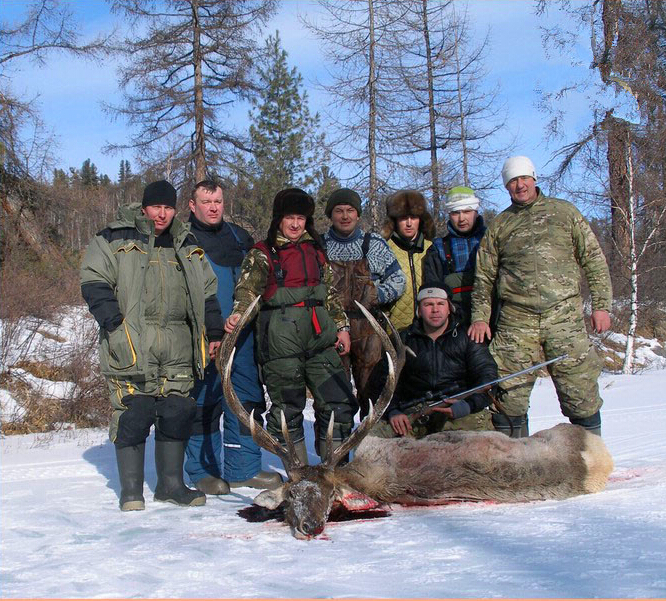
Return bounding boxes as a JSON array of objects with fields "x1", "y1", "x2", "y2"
[{"x1": 336, "y1": 424, "x2": 614, "y2": 504}]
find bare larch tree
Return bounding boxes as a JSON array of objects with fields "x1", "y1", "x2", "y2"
[{"x1": 105, "y1": 0, "x2": 276, "y2": 187}]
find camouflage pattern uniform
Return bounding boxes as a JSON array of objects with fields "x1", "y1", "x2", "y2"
[
  {"x1": 471, "y1": 189, "x2": 612, "y2": 425},
  {"x1": 232, "y1": 231, "x2": 356, "y2": 447}
]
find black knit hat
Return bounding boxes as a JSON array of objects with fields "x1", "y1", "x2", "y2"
[
  {"x1": 142, "y1": 180, "x2": 177, "y2": 209},
  {"x1": 272, "y1": 187, "x2": 314, "y2": 219},
  {"x1": 325, "y1": 187, "x2": 362, "y2": 217}
]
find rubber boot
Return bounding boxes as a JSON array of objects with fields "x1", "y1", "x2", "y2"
[
  {"x1": 317, "y1": 439, "x2": 348, "y2": 465},
  {"x1": 194, "y1": 475, "x2": 230, "y2": 495},
  {"x1": 281, "y1": 440, "x2": 308, "y2": 471},
  {"x1": 492, "y1": 413, "x2": 528, "y2": 438},
  {"x1": 229, "y1": 470, "x2": 284, "y2": 490},
  {"x1": 570, "y1": 411, "x2": 602, "y2": 437},
  {"x1": 154, "y1": 440, "x2": 206, "y2": 506},
  {"x1": 115, "y1": 443, "x2": 146, "y2": 511}
]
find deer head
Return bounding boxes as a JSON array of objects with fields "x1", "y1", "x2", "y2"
[{"x1": 217, "y1": 297, "x2": 404, "y2": 539}]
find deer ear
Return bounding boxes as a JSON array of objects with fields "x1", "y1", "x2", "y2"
[
  {"x1": 336, "y1": 484, "x2": 380, "y2": 511},
  {"x1": 253, "y1": 487, "x2": 286, "y2": 510}
]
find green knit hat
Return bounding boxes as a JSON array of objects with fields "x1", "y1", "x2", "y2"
[{"x1": 446, "y1": 186, "x2": 480, "y2": 212}]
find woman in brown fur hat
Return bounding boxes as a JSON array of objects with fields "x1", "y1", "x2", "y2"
[{"x1": 381, "y1": 190, "x2": 435, "y2": 331}]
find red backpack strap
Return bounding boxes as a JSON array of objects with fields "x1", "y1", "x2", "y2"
[{"x1": 253, "y1": 240, "x2": 285, "y2": 286}]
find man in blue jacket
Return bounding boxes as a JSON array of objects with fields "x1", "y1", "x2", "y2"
[{"x1": 184, "y1": 180, "x2": 282, "y2": 493}]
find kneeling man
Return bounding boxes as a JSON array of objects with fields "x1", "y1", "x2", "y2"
[{"x1": 373, "y1": 284, "x2": 498, "y2": 438}]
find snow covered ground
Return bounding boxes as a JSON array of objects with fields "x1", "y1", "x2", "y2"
[{"x1": 2, "y1": 369, "x2": 666, "y2": 598}]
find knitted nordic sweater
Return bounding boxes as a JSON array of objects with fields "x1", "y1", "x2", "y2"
[{"x1": 323, "y1": 227, "x2": 405, "y2": 305}]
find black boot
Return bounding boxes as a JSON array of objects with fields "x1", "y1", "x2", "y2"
[
  {"x1": 492, "y1": 413, "x2": 528, "y2": 438},
  {"x1": 154, "y1": 440, "x2": 206, "y2": 507},
  {"x1": 281, "y1": 440, "x2": 308, "y2": 471},
  {"x1": 115, "y1": 443, "x2": 146, "y2": 511},
  {"x1": 570, "y1": 411, "x2": 601, "y2": 436}
]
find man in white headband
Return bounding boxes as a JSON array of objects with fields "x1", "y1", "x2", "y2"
[
  {"x1": 469, "y1": 155, "x2": 612, "y2": 438},
  {"x1": 423, "y1": 186, "x2": 486, "y2": 325},
  {"x1": 370, "y1": 283, "x2": 497, "y2": 439}
]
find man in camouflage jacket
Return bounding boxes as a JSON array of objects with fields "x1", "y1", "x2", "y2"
[{"x1": 469, "y1": 156, "x2": 612, "y2": 437}]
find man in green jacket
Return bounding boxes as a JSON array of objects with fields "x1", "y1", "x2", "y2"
[
  {"x1": 225, "y1": 188, "x2": 355, "y2": 464},
  {"x1": 81, "y1": 180, "x2": 225, "y2": 510},
  {"x1": 468, "y1": 156, "x2": 612, "y2": 437}
]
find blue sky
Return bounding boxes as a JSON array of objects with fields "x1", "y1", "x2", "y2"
[{"x1": 2, "y1": 0, "x2": 604, "y2": 209}]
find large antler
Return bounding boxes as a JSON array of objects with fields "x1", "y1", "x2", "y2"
[
  {"x1": 216, "y1": 296, "x2": 304, "y2": 474},
  {"x1": 322, "y1": 301, "x2": 406, "y2": 469}
]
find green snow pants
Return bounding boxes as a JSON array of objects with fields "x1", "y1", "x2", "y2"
[
  {"x1": 257, "y1": 305, "x2": 357, "y2": 446},
  {"x1": 108, "y1": 321, "x2": 195, "y2": 444}
]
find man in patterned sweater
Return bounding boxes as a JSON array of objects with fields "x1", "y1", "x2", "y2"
[{"x1": 323, "y1": 188, "x2": 406, "y2": 418}]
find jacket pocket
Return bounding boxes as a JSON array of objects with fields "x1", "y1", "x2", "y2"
[
  {"x1": 107, "y1": 321, "x2": 137, "y2": 371},
  {"x1": 160, "y1": 367, "x2": 194, "y2": 396}
]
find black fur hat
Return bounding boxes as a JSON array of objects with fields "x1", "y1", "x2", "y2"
[
  {"x1": 380, "y1": 189, "x2": 435, "y2": 240},
  {"x1": 267, "y1": 187, "x2": 323, "y2": 249},
  {"x1": 272, "y1": 187, "x2": 314, "y2": 219}
]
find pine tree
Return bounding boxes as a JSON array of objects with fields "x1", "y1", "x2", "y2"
[
  {"x1": 53, "y1": 168, "x2": 69, "y2": 187},
  {"x1": 80, "y1": 159, "x2": 99, "y2": 188},
  {"x1": 243, "y1": 31, "x2": 324, "y2": 229},
  {"x1": 118, "y1": 159, "x2": 133, "y2": 183}
]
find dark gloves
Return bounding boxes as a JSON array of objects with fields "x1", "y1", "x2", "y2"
[{"x1": 449, "y1": 400, "x2": 472, "y2": 420}]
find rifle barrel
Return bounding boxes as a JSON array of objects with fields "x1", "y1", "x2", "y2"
[{"x1": 406, "y1": 354, "x2": 568, "y2": 422}]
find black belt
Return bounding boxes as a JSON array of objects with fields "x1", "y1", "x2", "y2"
[{"x1": 261, "y1": 299, "x2": 323, "y2": 311}]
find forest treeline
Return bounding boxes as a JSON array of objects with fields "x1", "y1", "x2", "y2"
[{"x1": 1, "y1": 0, "x2": 666, "y2": 432}]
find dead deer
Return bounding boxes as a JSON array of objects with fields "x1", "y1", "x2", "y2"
[{"x1": 218, "y1": 298, "x2": 614, "y2": 539}]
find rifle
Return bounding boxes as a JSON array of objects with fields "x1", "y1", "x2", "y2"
[{"x1": 405, "y1": 354, "x2": 568, "y2": 424}]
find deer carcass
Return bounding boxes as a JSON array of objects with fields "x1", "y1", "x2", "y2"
[
  {"x1": 218, "y1": 298, "x2": 613, "y2": 539},
  {"x1": 338, "y1": 425, "x2": 613, "y2": 505}
]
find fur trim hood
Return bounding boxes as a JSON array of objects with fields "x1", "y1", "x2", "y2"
[{"x1": 380, "y1": 189, "x2": 435, "y2": 240}]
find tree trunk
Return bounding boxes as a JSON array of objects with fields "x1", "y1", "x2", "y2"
[
  {"x1": 622, "y1": 140, "x2": 637, "y2": 374},
  {"x1": 421, "y1": 0, "x2": 440, "y2": 223},
  {"x1": 605, "y1": 114, "x2": 631, "y2": 278},
  {"x1": 367, "y1": 0, "x2": 379, "y2": 228},
  {"x1": 453, "y1": 18, "x2": 469, "y2": 188},
  {"x1": 192, "y1": 0, "x2": 206, "y2": 182}
]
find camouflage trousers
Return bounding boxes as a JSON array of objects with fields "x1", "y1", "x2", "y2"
[
  {"x1": 489, "y1": 300, "x2": 603, "y2": 420},
  {"x1": 370, "y1": 408, "x2": 493, "y2": 439}
]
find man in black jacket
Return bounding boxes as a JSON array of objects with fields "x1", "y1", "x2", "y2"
[{"x1": 373, "y1": 283, "x2": 497, "y2": 438}]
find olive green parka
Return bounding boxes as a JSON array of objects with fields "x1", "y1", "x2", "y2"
[{"x1": 80, "y1": 204, "x2": 220, "y2": 381}]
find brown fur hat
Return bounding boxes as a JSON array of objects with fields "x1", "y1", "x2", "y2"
[{"x1": 380, "y1": 189, "x2": 435, "y2": 240}]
